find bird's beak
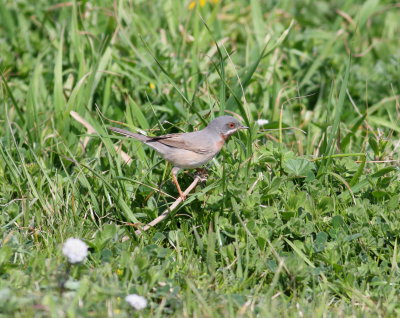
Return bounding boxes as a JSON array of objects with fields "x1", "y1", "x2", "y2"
[{"x1": 240, "y1": 125, "x2": 249, "y2": 129}]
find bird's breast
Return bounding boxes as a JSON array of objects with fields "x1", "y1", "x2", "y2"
[{"x1": 215, "y1": 134, "x2": 228, "y2": 150}]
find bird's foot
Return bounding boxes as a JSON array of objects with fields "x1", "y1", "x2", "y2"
[
  {"x1": 177, "y1": 190, "x2": 186, "y2": 201},
  {"x1": 195, "y1": 168, "x2": 209, "y2": 182}
]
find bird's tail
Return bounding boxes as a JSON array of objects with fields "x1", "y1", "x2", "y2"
[{"x1": 108, "y1": 127, "x2": 150, "y2": 142}]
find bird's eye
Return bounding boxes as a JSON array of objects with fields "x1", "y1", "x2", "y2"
[{"x1": 228, "y1": 122, "x2": 235, "y2": 129}]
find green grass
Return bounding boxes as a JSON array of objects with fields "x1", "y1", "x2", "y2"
[{"x1": 1, "y1": 0, "x2": 399, "y2": 316}]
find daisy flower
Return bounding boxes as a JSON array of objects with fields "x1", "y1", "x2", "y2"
[
  {"x1": 62, "y1": 238, "x2": 88, "y2": 264},
  {"x1": 125, "y1": 294, "x2": 147, "y2": 310}
]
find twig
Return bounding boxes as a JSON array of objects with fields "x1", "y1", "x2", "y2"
[
  {"x1": 133, "y1": 176, "x2": 202, "y2": 236},
  {"x1": 356, "y1": 159, "x2": 400, "y2": 163},
  {"x1": 70, "y1": 111, "x2": 132, "y2": 163},
  {"x1": 113, "y1": 143, "x2": 133, "y2": 164},
  {"x1": 70, "y1": 111, "x2": 96, "y2": 150}
]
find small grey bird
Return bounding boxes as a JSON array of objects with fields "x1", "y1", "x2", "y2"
[{"x1": 109, "y1": 116, "x2": 248, "y2": 200}]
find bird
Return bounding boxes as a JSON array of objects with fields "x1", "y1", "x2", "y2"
[{"x1": 109, "y1": 115, "x2": 248, "y2": 200}]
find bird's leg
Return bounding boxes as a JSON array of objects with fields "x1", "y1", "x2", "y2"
[{"x1": 172, "y1": 167, "x2": 186, "y2": 201}]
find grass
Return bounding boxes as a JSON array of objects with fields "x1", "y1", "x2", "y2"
[{"x1": 0, "y1": 0, "x2": 399, "y2": 316}]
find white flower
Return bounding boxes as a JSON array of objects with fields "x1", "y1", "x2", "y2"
[
  {"x1": 62, "y1": 238, "x2": 88, "y2": 263},
  {"x1": 125, "y1": 294, "x2": 147, "y2": 310},
  {"x1": 256, "y1": 119, "x2": 269, "y2": 126}
]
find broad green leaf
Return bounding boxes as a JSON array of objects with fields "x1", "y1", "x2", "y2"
[{"x1": 283, "y1": 158, "x2": 316, "y2": 177}]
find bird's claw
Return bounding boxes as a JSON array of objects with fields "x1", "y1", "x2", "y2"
[{"x1": 195, "y1": 168, "x2": 209, "y2": 182}]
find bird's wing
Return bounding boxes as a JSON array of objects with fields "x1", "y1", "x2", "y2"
[{"x1": 148, "y1": 132, "x2": 212, "y2": 154}]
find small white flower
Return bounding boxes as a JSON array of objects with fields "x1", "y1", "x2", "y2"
[
  {"x1": 256, "y1": 119, "x2": 269, "y2": 126},
  {"x1": 125, "y1": 294, "x2": 147, "y2": 310},
  {"x1": 62, "y1": 238, "x2": 88, "y2": 263}
]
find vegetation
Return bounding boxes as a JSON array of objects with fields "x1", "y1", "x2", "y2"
[{"x1": 0, "y1": 0, "x2": 399, "y2": 316}]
